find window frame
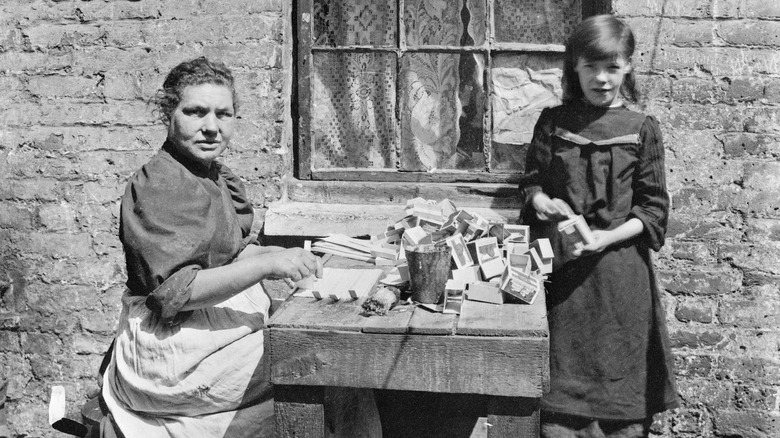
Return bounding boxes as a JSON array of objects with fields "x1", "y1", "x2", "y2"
[{"x1": 293, "y1": 0, "x2": 610, "y2": 183}]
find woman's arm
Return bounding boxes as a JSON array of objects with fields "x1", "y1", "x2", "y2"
[{"x1": 181, "y1": 247, "x2": 322, "y2": 311}]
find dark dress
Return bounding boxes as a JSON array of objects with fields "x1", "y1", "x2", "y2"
[
  {"x1": 519, "y1": 101, "x2": 679, "y2": 420},
  {"x1": 102, "y1": 141, "x2": 270, "y2": 437}
]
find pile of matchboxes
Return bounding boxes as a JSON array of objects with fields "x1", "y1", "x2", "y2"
[{"x1": 311, "y1": 197, "x2": 594, "y2": 307}]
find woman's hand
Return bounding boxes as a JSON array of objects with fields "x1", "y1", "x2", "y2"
[
  {"x1": 532, "y1": 192, "x2": 574, "y2": 222},
  {"x1": 264, "y1": 248, "x2": 323, "y2": 282}
]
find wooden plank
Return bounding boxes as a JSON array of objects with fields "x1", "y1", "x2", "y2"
[
  {"x1": 360, "y1": 301, "x2": 414, "y2": 334},
  {"x1": 486, "y1": 396, "x2": 541, "y2": 438},
  {"x1": 408, "y1": 305, "x2": 456, "y2": 335},
  {"x1": 457, "y1": 293, "x2": 548, "y2": 337},
  {"x1": 311, "y1": 169, "x2": 521, "y2": 184},
  {"x1": 268, "y1": 296, "x2": 367, "y2": 332},
  {"x1": 286, "y1": 180, "x2": 523, "y2": 210},
  {"x1": 295, "y1": 0, "x2": 313, "y2": 180},
  {"x1": 270, "y1": 329, "x2": 548, "y2": 397}
]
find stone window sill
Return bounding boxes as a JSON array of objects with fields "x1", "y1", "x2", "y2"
[{"x1": 263, "y1": 179, "x2": 522, "y2": 237}]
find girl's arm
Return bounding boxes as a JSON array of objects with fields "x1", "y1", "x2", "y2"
[
  {"x1": 520, "y1": 108, "x2": 573, "y2": 222},
  {"x1": 574, "y1": 116, "x2": 669, "y2": 257},
  {"x1": 574, "y1": 218, "x2": 644, "y2": 257}
]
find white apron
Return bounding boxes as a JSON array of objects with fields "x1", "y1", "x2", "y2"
[{"x1": 102, "y1": 283, "x2": 270, "y2": 437}]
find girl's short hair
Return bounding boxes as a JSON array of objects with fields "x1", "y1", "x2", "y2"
[
  {"x1": 150, "y1": 57, "x2": 238, "y2": 125},
  {"x1": 562, "y1": 14, "x2": 638, "y2": 104}
]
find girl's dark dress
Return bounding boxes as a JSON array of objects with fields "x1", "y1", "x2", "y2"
[{"x1": 519, "y1": 101, "x2": 679, "y2": 420}]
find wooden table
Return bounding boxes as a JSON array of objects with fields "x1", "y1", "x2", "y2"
[{"x1": 268, "y1": 273, "x2": 549, "y2": 437}]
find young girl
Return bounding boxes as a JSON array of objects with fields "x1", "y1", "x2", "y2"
[{"x1": 519, "y1": 15, "x2": 679, "y2": 437}]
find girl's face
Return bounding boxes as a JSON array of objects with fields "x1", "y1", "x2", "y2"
[
  {"x1": 168, "y1": 83, "x2": 235, "y2": 166},
  {"x1": 574, "y1": 56, "x2": 631, "y2": 107}
]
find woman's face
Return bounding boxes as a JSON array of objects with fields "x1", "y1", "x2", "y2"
[
  {"x1": 168, "y1": 83, "x2": 235, "y2": 166},
  {"x1": 574, "y1": 56, "x2": 631, "y2": 107}
]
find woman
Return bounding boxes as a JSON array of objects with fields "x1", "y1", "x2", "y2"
[{"x1": 101, "y1": 57, "x2": 321, "y2": 437}]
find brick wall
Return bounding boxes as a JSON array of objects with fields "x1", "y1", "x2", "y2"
[
  {"x1": 0, "y1": 0, "x2": 778, "y2": 437},
  {"x1": 615, "y1": 0, "x2": 780, "y2": 436},
  {"x1": 0, "y1": 1, "x2": 291, "y2": 436}
]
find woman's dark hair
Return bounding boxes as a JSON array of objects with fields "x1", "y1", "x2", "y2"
[
  {"x1": 150, "y1": 57, "x2": 238, "y2": 125},
  {"x1": 562, "y1": 14, "x2": 639, "y2": 104}
]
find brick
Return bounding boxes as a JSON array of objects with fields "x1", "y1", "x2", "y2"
[
  {"x1": 677, "y1": 378, "x2": 734, "y2": 408},
  {"x1": 722, "y1": 329, "x2": 780, "y2": 356},
  {"x1": 668, "y1": 241, "x2": 719, "y2": 265},
  {"x1": 72, "y1": 332, "x2": 112, "y2": 355},
  {"x1": 24, "y1": 232, "x2": 94, "y2": 260},
  {"x1": 717, "y1": 133, "x2": 780, "y2": 158},
  {"x1": 666, "y1": 214, "x2": 744, "y2": 241},
  {"x1": 658, "y1": 269, "x2": 742, "y2": 296},
  {"x1": 675, "y1": 354, "x2": 714, "y2": 378},
  {"x1": 0, "y1": 352, "x2": 30, "y2": 400},
  {"x1": 669, "y1": 20, "x2": 714, "y2": 47},
  {"x1": 719, "y1": 242, "x2": 780, "y2": 275},
  {"x1": 671, "y1": 408, "x2": 708, "y2": 434},
  {"x1": 740, "y1": 0, "x2": 780, "y2": 18},
  {"x1": 718, "y1": 290, "x2": 780, "y2": 328},
  {"x1": 635, "y1": 73, "x2": 671, "y2": 101},
  {"x1": 24, "y1": 283, "x2": 102, "y2": 315},
  {"x1": 714, "y1": 354, "x2": 780, "y2": 382},
  {"x1": 0, "y1": 50, "x2": 74, "y2": 74},
  {"x1": 614, "y1": 0, "x2": 712, "y2": 18},
  {"x1": 670, "y1": 77, "x2": 728, "y2": 104},
  {"x1": 726, "y1": 77, "x2": 766, "y2": 102},
  {"x1": 719, "y1": 20, "x2": 780, "y2": 48},
  {"x1": 27, "y1": 74, "x2": 103, "y2": 99},
  {"x1": 669, "y1": 329, "x2": 726, "y2": 348},
  {"x1": 728, "y1": 188, "x2": 780, "y2": 218},
  {"x1": 79, "y1": 310, "x2": 118, "y2": 336},
  {"x1": 38, "y1": 203, "x2": 78, "y2": 232},
  {"x1": 745, "y1": 218, "x2": 780, "y2": 242},
  {"x1": 743, "y1": 162, "x2": 780, "y2": 191},
  {"x1": 0, "y1": 203, "x2": 34, "y2": 230},
  {"x1": 652, "y1": 46, "x2": 780, "y2": 76},
  {"x1": 674, "y1": 297, "x2": 713, "y2": 323},
  {"x1": 23, "y1": 23, "x2": 104, "y2": 50},
  {"x1": 0, "y1": 330, "x2": 21, "y2": 353},
  {"x1": 73, "y1": 0, "x2": 166, "y2": 22},
  {"x1": 713, "y1": 410, "x2": 780, "y2": 437},
  {"x1": 670, "y1": 187, "x2": 718, "y2": 216},
  {"x1": 21, "y1": 332, "x2": 62, "y2": 356},
  {"x1": 656, "y1": 103, "x2": 744, "y2": 132}
]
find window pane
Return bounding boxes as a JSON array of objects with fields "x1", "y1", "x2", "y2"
[
  {"x1": 400, "y1": 52, "x2": 486, "y2": 171},
  {"x1": 490, "y1": 53, "x2": 563, "y2": 172},
  {"x1": 311, "y1": 52, "x2": 398, "y2": 169},
  {"x1": 404, "y1": 0, "x2": 487, "y2": 47},
  {"x1": 313, "y1": 0, "x2": 396, "y2": 46},
  {"x1": 494, "y1": 0, "x2": 581, "y2": 44}
]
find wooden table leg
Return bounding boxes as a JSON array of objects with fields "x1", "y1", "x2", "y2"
[
  {"x1": 487, "y1": 396, "x2": 540, "y2": 438},
  {"x1": 274, "y1": 386, "x2": 382, "y2": 438},
  {"x1": 275, "y1": 385, "x2": 326, "y2": 438}
]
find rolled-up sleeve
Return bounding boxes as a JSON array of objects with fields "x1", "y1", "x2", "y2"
[{"x1": 629, "y1": 116, "x2": 670, "y2": 251}]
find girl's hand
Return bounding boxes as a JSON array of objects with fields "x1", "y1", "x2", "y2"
[
  {"x1": 265, "y1": 248, "x2": 323, "y2": 282},
  {"x1": 532, "y1": 192, "x2": 575, "y2": 222},
  {"x1": 571, "y1": 230, "x2": 612, "y2": 258}
]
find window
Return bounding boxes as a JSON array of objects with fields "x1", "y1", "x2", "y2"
[{"x1": 295, "y1": 0, "x2": 608, "y2": 183}]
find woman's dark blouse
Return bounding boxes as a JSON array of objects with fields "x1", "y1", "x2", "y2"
[
  {"x1": 519, "y1": 101, "x2": 679, "y2": 419},
  {"x1": 119, "y1": 142, "x2": 254, "y2": 323}
]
